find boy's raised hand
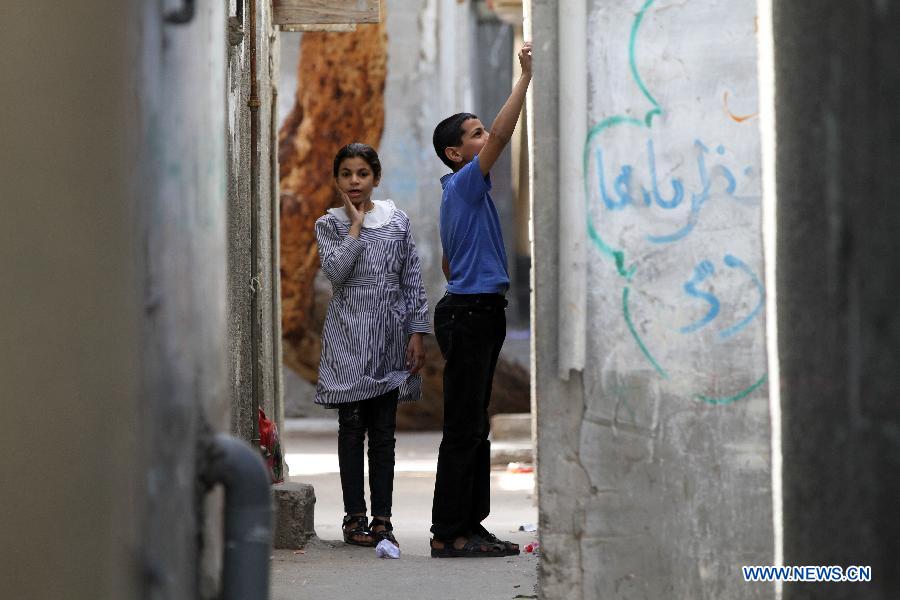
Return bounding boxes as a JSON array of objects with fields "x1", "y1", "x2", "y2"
[
  {"x1": 478, "y1": 41, "x2": 534, "y2": 176},
  {"x1": 518, "y1": 41, "x2": 533, "y2": 76}
]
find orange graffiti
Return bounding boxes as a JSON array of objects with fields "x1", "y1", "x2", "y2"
[{"x1": 723, "y1": 90, "x2": 759, "y2": 123}]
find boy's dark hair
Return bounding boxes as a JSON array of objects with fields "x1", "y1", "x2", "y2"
[
  {"x1": 332, "y1": 142, "x2": 382, "y2": 180},
  {"x1": 433, "y1": 112, "x2": 478, "y2": 170}
]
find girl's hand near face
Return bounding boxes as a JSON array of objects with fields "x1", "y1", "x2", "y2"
[
  {"x1": 338, "y1": 187, "x2": 364, "y2": 237},
  {"x1": 406, "y1": 333, "x2": 426, "y2": 375}
]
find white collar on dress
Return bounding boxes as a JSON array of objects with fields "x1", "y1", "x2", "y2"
[{"x1": 327, "y1": 199, "x2": 396, "y2": 229}]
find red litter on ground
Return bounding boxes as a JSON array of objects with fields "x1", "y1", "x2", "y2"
[
  {"x1": 524, "y1": 541, "x2": 540, "y2": 553},
  {"x1": 506, "y1": 462, "x2": 534, "y2": 474}
]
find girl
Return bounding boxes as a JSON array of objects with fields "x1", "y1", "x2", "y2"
[{"x1": 314, "y1": 143, "x2": 429, "y2": 549}]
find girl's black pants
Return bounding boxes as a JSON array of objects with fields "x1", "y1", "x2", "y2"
[{"x1": 337, "y1": 387, "x2": 400, "y2": 517}]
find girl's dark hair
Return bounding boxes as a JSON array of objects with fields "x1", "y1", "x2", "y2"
[
  {"x1": 332, "y1": 143, "x2": 382, "y2": 179},
  {"x1": 433, "y1": 112, "x2": 478, "y2": 170}
]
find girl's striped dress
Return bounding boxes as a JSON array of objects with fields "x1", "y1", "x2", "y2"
[{"x1": 314, "y1": 199, "x2": 430, "y2": 406}]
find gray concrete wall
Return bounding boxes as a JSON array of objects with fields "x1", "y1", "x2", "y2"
[
  {"x1": 532, "y1": 0, "x2": 773, "y2": 597},
  {"x1": 530, "y1": 6, "x2": 593, "y2": 597},
  {"x1": 772, "y1": 2, "x2": 900, "y2": 598},
  {"x1": 134, "y1": 1, "x2": 231, "y2": 596},
  {"x1": 1, "y1": 1, "x2": 230, "y2": 597},
  {"x1": 228, "y1": 0, "x2": 283, "y2": 440},
  {"x1": 379, "y1": 0, "x2": 449, "y2": 322}
]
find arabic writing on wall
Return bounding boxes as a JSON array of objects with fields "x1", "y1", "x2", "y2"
[{"x1": 582, "y1": 0, "x2": 767, "y2": 405}]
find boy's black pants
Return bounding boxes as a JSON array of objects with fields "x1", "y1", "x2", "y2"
[
  {"x1": 337, "y1": 388, "x2": 400, "y2": 517},
  {"x1": 431, "y1": 292, "x2": 507, "y2": 541}
]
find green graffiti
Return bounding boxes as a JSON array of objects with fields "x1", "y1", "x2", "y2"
[
  {"x1": 629, "y1": 0, "x2": 663, "y2": 126},
  {"x1": 583, "y1": 3, "x2": 662, "y2": 368},
  {"x1": 583, "y1": 117, "x2": 643, "y2": 280},
  {"x1": 623, "y1": 286, "x2": 669, "y2": 379},
  {"x1": 694, "y1": 373, "x2": 768, "y2": 406}
]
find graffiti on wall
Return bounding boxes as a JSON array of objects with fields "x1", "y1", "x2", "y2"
[{"x1": 583, "y1": 0, "x2": 767, "y2": 405}]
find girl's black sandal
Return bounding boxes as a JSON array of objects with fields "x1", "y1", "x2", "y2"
[
  {"x1": 369, "y1": 517, "x2": 399, "y2": 547},
  {"x1": 342, "y1": 514, "x2": 375, "y2": 547}
]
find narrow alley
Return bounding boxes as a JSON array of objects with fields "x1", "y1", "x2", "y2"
[
  {"x1": 4, "y1": 0, "x2": 900, "y2": 599},
  {"x1": 270, "y1": 423, "x2": 539, "y2": 599}
]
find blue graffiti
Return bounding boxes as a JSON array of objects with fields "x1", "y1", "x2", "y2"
[
  {"x1": 593, "y1": 138, "x2": 757, "y2": 244},
  {"x1": 645, "y1": 139, "x2": 685, "y2": 209},
  {"x1": 596, "y1": 148, "x2": 633, "y2": 210},
  {"x1": 678, "y1": 254, "x2": 764, "y2": 339},
  {"x1": 718, "y1": 254, "x2": 765, "y2": 339},
  {"x1": 679, "y1": 260, "x2": 720, "y2": 333}
]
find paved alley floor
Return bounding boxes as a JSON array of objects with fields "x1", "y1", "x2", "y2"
[{"x1": 271, "y1": 426, "x2": 540, "y2": 600}]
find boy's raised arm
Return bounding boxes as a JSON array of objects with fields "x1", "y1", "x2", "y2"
[{"x1": 478, "y1": 42, "x2": 533, "y2": 176}]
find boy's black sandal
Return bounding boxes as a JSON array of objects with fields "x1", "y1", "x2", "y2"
[
  {"x1": 342, "y1": 514, "x2": 375, "y2": 547},
  {"x1": 369, "y1": 517, "x2": 399, "y2": 547},
  {"x1": 473, "y1": 525, "x2": 520, "y2": 556},
  {"x1": 429, "y1": 534, "x2": 505, "y2": 558}
]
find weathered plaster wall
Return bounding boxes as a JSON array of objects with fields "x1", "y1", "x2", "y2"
[
  {"x1": 534, "y1": 0, "x2": 773, "y2": 597},
  {"x1": 136, "y1": 3, "x2": 231, "y2": 597},
  {"x1": 227, "y1": 0, "x2": 282, "y2": 441},
  {"x1": 530, "y1": 5, "x2": 593, "y2": 597},
  {"x1": 379, "y1": 0, "x2": 446, "y2": 311}
]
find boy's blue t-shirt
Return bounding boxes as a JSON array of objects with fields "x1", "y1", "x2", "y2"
[{"x1": 439, "y1": 154, "x2": 510, "y2": 295}]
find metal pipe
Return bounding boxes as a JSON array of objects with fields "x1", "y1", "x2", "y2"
[
  {"x1": 270, "y1": 85, "x2": 286, "y2": 453},
  {"x1": 556, "y1": 0, "x2": 588, "y2": 378},
  {"x1": 202, "y1": 434, "x2": 273, "y2": 600},
  {"x1": 248, "y1": 0, "x2": 262, "y2": 446}
]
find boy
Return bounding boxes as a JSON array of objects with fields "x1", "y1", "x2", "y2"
[{"x1": 429, "y1": 41, "x2": 532, "y2": 558}]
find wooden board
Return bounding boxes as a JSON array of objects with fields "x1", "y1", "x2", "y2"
[
  {"x1": 273, "y1": 0, "x2": 380, "y2": 25},
  {"x1": 280, "y1": 24, "x2": 357, "y2": 32}
]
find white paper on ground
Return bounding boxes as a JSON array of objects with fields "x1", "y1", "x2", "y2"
[{"x1": 375, "y1": 539, "x2": 400, "y2": 559}]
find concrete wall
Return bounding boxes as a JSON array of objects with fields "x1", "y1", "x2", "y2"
[
  {"x1": 772, "y1": 2, "x2": 900, "y2": 598},
  {"x1": 137, "y1": 3, "x2": 231, "y2": 595},
  {"x1": 227, "y1": 0, "x2": 284, "y2": 440},
  {"x1": 532, "y1": 0, "x2": 773, "y2": 597},
  {"x1": 1, "y1": 1, "x2": 230, "y2": 597},
  {"x1": 379, "y1": 0, "x2": 452, "y2": 317}
]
